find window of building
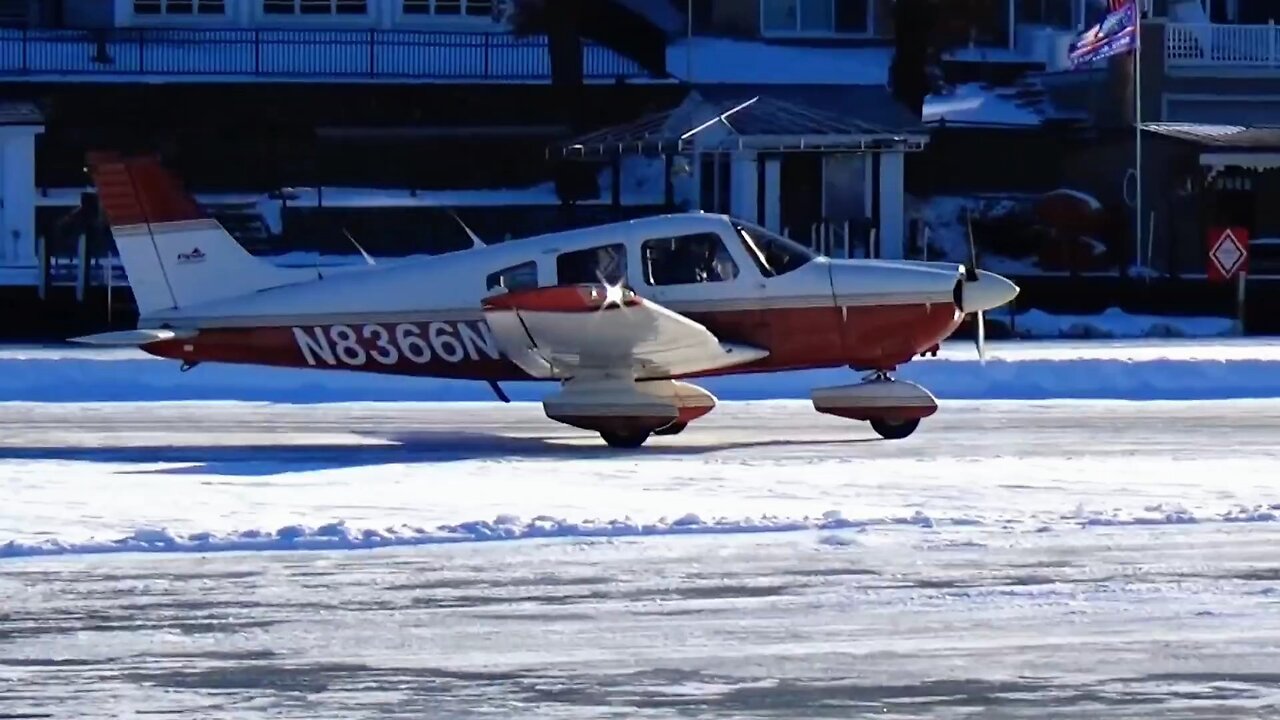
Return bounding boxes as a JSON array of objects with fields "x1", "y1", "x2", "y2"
[
  {"x1": 556, "y1": 244, "x2": 627, "y2": 286},
  {"x1": 761, "y1": 0, "x2": 870, "y2": 35},
  {"x1": 403, "y1": 0, "x2": 494, "y2": 17},
  {"x1": 134, "y1": 0, "x2": 227, "y2": 14},
  {"x1": 1017, "y1": 0, "x2": 1077, "y2": 28},
  {"x1": 486, "y1": 261, "x2": 538, "y2": 293},
  {"x1": 641, "y1": 233, "x2": 740, "y2": 286},
  {"x1": 263, "y1": 0, "x2": 369, "y2": 15}
]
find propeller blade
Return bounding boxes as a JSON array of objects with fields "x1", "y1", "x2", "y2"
[
  {"x1": 975, "y1": 310, "x2": 986, "y2": 364},
  {"x1": 964, "y1": 210, "x2": 979, "y2": 282}
]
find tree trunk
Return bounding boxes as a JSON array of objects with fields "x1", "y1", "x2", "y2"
[
  {"x1": 544, "y1": 0, "x2": 585, "y2": 132},
  {"x1": 889, "y1": 0, "x2": 938, "y2": 119}
]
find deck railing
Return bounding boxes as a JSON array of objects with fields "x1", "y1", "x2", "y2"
[
  {"x1": 1166, "y1": 21, "x2": 1280, "y2": 67},
  {"x1": 0, "y1": 27, "x2": 652, "y2": 80}
]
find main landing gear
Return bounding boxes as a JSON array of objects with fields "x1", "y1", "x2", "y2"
[
  {"x1": 810, "y1": 370, "x2": 937, "y2": 441},
  {"x1": 597, "y1": 419, "x2": 686, "y2": 448},
  {"x1": 540, "y1": 371, "x2": 936, "y2": 448}
]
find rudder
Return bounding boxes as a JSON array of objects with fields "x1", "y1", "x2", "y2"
[{"x1": 86, "y1": 152, "x2": 315, "y2": 317}]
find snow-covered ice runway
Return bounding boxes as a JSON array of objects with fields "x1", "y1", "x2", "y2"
[{"x1": 3, "y1": 399, "x2": 1280, "y2": 718}]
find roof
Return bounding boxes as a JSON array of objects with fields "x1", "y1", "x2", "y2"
[
  {"x1": 551, "y1": 84, "x2": 927, "y2": 158},
  {"x1": 612, "y1": 0, "x2": 685, "y2": 35},
  {"x1": 695, "y1": 84, "x2": 927, "y2": 136},
  {"x1": 0, "y1": 101, "x2": 43, "y2": 126},
  {"x1": 1143, "y1": 123, "x2": 1280, "y2": 149}
]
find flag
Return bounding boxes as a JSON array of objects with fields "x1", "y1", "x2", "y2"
[{"x1": 1069, "y1": 0, "x2": 1138, "y2": 68}]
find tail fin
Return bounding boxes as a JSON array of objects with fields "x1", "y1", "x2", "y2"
[{"x1": 86, "y1": 152, "x2": 316, "y2": 317}]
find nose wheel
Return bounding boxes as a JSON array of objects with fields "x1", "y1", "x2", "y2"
[{"x1": 869, "y1": 416, "x2": 921, "y2": 440}]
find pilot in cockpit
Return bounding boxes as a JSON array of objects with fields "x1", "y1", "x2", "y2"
[{"x1": 594, "y1": 244, "x2": 626, "y2": 285}]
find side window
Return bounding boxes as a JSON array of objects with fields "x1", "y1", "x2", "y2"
[
  {"x1": 556, "y1": 243, "x2": 627, "y2": 285},
  {"x1": 486, "y1": 260, "x2": 538, "y2": 293},
  {"x1": 641, "y1": 232, "x2": 740, "y2": 286}
]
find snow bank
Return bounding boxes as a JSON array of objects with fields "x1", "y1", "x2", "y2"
[
  {"x1": 999, "y1": 307, "x2": 1238, "y2": 339},
  {"x1": 3, "y1": 339, "x2": 1280, "y2": 403},
  {"x1": 6, "y1": 504, "x2": 1277, "y2": 559},
  {"x1": 923, "y1": 83, "x2": 1043, "y2": 127}
]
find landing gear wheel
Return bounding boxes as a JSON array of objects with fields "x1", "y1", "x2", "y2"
[
  {"x1": 653, "y1": 421, "x2": 688, "y2": 436},
  {"x1": 600, "y1": 430, "x2": 651, "y2": 448},
  {"x1": 870, "y1": 417, "x2": 920, "y2": 440}
]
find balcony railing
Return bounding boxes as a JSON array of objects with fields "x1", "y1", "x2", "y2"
[
  {"x1": 0, "y1": 28, "x2": 652, "y2": 81},
  {"x1": 1166, "y1": 21, "x2": 1280, "y2": 67}
]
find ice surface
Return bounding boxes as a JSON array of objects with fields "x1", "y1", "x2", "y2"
[{"x1": 1, "y1": 399, "x2": 1279, "y2": 560}]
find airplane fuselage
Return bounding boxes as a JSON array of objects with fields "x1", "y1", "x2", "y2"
[
  {"x1": 81, "y1": 153, "x2": 1020, "y2": 447},
  {"x1": 132, "y1": 213, "x2": 972, "y2": 381}
]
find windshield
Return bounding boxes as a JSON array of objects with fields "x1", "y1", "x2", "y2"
[{"x1": 734, "y1": 222, "x2": 818, "y2": 277}]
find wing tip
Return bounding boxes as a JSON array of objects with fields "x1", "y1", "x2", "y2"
[
  {"x1": 482, "y1": 284, "x2": 641, "y2": 314},
  {"x1": 69, "y1": 328, "x2": 196, "y2": 346}
]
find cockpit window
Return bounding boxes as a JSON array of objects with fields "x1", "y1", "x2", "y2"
[{"x1": 733, "y1": 222, "x2": 818, "y2": 277}]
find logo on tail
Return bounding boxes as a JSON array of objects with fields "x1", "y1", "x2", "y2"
[{"x1": 177, "y1": 247, "x2": 206, "y2": 264}]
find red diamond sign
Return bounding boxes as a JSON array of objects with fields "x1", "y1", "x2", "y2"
[{"x1": 1207, "y1": 226, "x2": 1249, "y2": 282}]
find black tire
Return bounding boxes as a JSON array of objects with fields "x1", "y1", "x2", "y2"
[
  {"x1": 870, "y1": 417, "x2": 920, "y2": 440},
  {"x1": 600, "y1": 430, "x2": 650, "y2": 448},
  {"x1": 653, "y1": 421, "x2": 688, "y2": 436}
]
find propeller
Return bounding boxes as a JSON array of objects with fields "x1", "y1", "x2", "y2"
[{"x1": 963, "y1": 209, "x2": 986, "y2": 365}]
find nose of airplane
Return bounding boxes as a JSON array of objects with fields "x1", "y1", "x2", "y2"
[{"x1": 958, "y1": 269, "x2": 1020, "y2": 313}]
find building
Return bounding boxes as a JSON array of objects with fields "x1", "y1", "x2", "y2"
[{"x1": 1, "y1": 0, "x2": 1277, "y2": 335}]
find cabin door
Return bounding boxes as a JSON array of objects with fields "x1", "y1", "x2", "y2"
[{"x1": 628, "y1": 228, "x2": 765, "y2": 350}]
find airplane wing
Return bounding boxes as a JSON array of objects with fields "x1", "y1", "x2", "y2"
[{"x1": 480, "y1": 284, "x2": 769, "y2": 380}]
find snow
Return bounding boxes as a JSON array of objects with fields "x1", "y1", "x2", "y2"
[
  {"x1": 665, "y1": 37, "x2": 892, "y2": 85},
  {"x1": 998, "y1": 307, "x2": 1238, "y2": 339},
  {"x1": 0, "y1": 339, "x2": 1278, "y2": 405},
  {"x1": 922, "y1": 83, "x2": 1043, "y2": 127},
  {"x1": 4, "y1": 393, "x2": 1280, "y2": 716},
  {"x1": 1, "y1": 398, "x2": 1279, "y2": 562}
]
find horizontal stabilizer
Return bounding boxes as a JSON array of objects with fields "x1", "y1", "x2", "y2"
[{"x1": 69, "y1": 328, "x2": 197, "y2": 346}]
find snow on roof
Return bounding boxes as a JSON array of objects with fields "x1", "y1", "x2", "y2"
[
  {"x1": 922, "y1": 83, "x2": 1043, "y2": 127},
  {"x1": 1143, "y1": 123, "x2": 1280, "y2": 148},
  {"x1": 665, "y1": 37, "x2": 893, "y2": 85},
  {"x1": 0, "y1": 101, "x2": 43, "y2": 125}
]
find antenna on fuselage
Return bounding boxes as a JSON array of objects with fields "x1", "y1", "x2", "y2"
[
  {"x1": 341, "y1": 228, "x2": 377, "y2": 266},
  {"x1": 447, "y1": 209, "x2": 486, "y2": 249}
]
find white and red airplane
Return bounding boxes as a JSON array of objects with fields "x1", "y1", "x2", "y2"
[{"x1": 73, "y1": 152, "x2": 1018, "y2": 448}]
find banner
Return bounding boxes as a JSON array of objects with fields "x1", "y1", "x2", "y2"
[{"x1": 1069, "y1": 0, "x2": 1137, "y2": 68}]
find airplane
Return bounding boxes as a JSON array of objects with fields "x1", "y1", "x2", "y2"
[{"x1": 73, "y1": 152, "x2": 1019, "y2": 448}]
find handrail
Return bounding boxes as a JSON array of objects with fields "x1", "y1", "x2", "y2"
[
  {"x1": 0, "y1": 27, "x2": 651, "y2": 80},
  {"x1": 1165, "y1": 21, "x2": 1280, "y2": 67}
]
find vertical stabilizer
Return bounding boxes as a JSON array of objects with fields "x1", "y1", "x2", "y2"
[{"x1": 85, "y1": 152, "x2": 316, "y2": 317}]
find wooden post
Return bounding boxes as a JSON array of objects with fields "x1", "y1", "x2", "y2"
[
  {"x1": 75, "y1": 230, "x2": 88, "y2": 304},
  {"x1": 1236, "y1": 270, "x2": 1247, "y2": 335},
  {"x1": 106, "y1": 252, "x2": 113, "y2": 325},
  {"x1": 36, "y1": 232, "x2": 48, "y2": 301}
]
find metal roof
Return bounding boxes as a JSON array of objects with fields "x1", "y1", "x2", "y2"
[
  {"x1": 0, "y1": 101, "x2": 43, "y2": 126},
  {"x1": 552, "y1": 85, "x2": 928, "y2": 159},
  {"x1": 1143, "y1": 123, "x2": 1280, "y2": 149}
]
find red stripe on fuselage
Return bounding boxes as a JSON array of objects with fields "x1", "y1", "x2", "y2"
[{"x1": 139, "y1": 302, "x2": 965, "y2": 381}]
